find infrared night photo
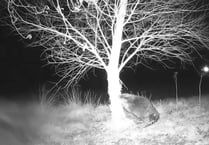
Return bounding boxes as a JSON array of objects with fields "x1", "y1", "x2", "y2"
[{"x1": 0, "y1": 0, "x2": 209, "y2": 144}]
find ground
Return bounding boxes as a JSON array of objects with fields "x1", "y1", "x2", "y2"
[{"x1": 0, "y1": 92, "x2": 209, "y2": 145}]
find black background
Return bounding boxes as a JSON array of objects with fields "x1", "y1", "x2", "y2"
[{"x1": 0, "y1": 2, "x2": 209, "y2": 102}]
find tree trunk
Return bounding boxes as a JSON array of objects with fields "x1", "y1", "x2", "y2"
[
  {"x1": 106, "y1": 0, "x2": 128, "y2": 129},
  {"x1": 107, "y1": 68, "x2": 125, "y2": 127}
]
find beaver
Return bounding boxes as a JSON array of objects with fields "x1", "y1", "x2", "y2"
[{"x1": 120, "y1": 93, "x2": 160, "y2": 127}]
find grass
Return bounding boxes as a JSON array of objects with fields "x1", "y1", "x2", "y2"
[{"x1": 0, "y1": 87, "x2": 209, "y2": 145}]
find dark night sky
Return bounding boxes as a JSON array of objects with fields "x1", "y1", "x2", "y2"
[
  {"x1": 0, "y1": 25, "x2": 53, "y2": 98},
  {"x1": 0, "y1": 3, "x2": 209, "y2": 101}
]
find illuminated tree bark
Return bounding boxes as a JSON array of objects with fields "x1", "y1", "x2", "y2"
[{"x1": 107, "y1": 0, "x2": 128, "y2": 126}]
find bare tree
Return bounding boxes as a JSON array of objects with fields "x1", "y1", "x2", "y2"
[{"x1": 6, "y1": 0, "x2": 209, "y2": 129}]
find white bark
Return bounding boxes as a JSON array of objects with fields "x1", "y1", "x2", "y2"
[
  {"x1": 107, "y1": 69, "x2": 124, "y2": 125},
  {"x1": 106, "y1": 0, "x2": 128, "y2": 127}
]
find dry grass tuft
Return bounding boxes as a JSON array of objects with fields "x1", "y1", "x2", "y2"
[{"x1": 1, "y1": 87, "x2": 209, "y2": 145}]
